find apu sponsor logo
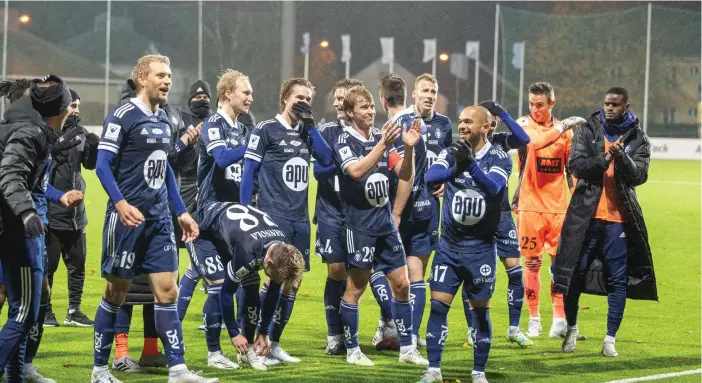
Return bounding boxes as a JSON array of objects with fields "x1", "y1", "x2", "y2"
[
  {"x1": 364, "y1": 173, "x2": 390, "y2": 207},
  {"x1": 143, "y1": 150, "x2": 168, "y2": 189},
  {"x1": 282, "y1": 157, "x2": 309, "y2": 191},
  {"x1": 536, "y1": 157, "x2": 562, "y2": 173}
]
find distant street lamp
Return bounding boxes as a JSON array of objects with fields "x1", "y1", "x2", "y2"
[
  {"x1": 320, "y1": 40, "x2": 329, "y2": 48},
  {"x1": 19, "y1": 14, "x2": 30, "y2": 24},
  {"x1": 439, "y1": 53, "x2": 449, "y2": 62}
]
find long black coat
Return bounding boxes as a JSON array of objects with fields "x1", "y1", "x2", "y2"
[{"x1": 552, "y1": 111, "x2": 658, "y2": 301}]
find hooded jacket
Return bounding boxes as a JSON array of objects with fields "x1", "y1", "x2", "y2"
[{"x1": 0, "y1": 96, "x2": 56, "y2": 235}]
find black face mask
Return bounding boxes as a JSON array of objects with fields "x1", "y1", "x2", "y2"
[
  {"x1": 189, "y1": 100, "x2": 211, "y2": 118},
  {"x1": 64, "y1": 114, "x2": 80, "y2": 130}
]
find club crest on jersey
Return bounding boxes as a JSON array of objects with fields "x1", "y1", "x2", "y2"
[
  {"x1": 208, "y1": 128, "x2": 220, "y2": 140},
  {"x1": 451, "y1": 189, "x2": 486, "y2": 226},
  {"x1": 143, "y1": 150, "x2": 168, "y2": 189},
  {"x1": 248, "y1": 135, "x2": 260, "y2": 150},
  {"x1": 290, "y1": 140, "x2": 302, "y2": 147},
  {"x1": 105, "y1": 123, "x2": 121, "y2": 141},
  {"x1": 152, "y1": 128, "x2": 163, "y2": 135},
  {"x1": 364, "y1": 173, "x2": 390, "y2": 207},
  {"x1": 435, "y1": 130, "x2": 442, "y2": 138},
  {"x1": 282, "y1": 157, "x2": 309, "y2": 191}
]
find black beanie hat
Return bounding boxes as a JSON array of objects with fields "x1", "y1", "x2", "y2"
[
  {"x1": 189, "y1": 80, "x2": 211, "y2": 100},
  {"x1": 69, "y1": 89, "x2": 80, "y2": 101},
  {"x1": 30, "y1": 75, "x2": 72, "y2": 117}
]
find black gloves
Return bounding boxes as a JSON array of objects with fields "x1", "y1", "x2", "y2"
[
  {"x1": 449, "y1": 139, "x2": 475, "y2": 173},
  {"x1": 52, "y1": 126, "x2": 85, "y2": 155},
  {"x1": 479, "y1": 100, "x2": 506, "y2": 117},
  {"x1": 291, "y1": 101, "x2": 315, "y2": 130},
  {"x1": 22, "y1": 211, "x2": 45, "y2": 237}
]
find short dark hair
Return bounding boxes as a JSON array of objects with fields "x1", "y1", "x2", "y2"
[
  {"x1": 331, "y1": 78, "x2": 364, "y2": 97},
  {"x1": 377, "y1": 74, "x2": 406, "y2": 107},
  {"x1": 528, "y1": 81, "x2": 555, "y2": 103},
  {"x1": 605, "y1": 87, "x2": 629, "y2": 104}
]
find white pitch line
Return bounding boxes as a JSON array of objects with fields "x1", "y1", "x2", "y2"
[{"x1": 605, "y1": 369, "x2": 702, "y2": 383}]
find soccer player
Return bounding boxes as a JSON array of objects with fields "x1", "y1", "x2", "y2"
[
  {"x1": 513, "y1": 82, "x2": 585, "y2": 337},
  {"x1": 240, "y1": 77, "x2": 333, "y2": 364},
  {"x1": 191, "y1": 202, "x2": 305, "y2": 372},
  {"x1": 0, "y1": 75, "x2": 73, "y2": 379},
  {"x1": 555, "y1": 87, "x2": 656, "y2": 357},
  {"x1": 91, "y1": 55, "x2": 217, "y2": 383},
  {"x1": 184, "y1": 69, "x2": 252, "y2": 370},
  {"x1": 313, "y1": 78, "x2": 364, "y2": 355},
  {"x1": 335, "y1": 85, "x2": 427, "y2": 367},
  {"x1": 461, "y1": 100, "x2": 533, "y2": 348},
  {"x1": 418, "y1": 105, "x2": 512, "y2": 383}
]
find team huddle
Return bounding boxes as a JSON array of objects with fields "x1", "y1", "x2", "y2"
[{"x1": 0, "y1": 52, "x2": 656, "y2": 383}]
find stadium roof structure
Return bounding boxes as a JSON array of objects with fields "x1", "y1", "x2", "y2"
[
  {"x1": 350, "y1": 58, "x2": 449, "y2": 116},
  {"x1": 60, "y1": 13, "x2": 193, "y2": 74},
  {"x1": 0, "y1": 28, "x2": 122, "y2": 80}
]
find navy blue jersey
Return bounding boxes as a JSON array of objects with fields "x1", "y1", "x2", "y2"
[
  {"x1": 244, "y1": 115, "x2": 311, "y2": 221},
  {"x1": 434, "y1": 142, "x2": 512, "y2": 252},
  {"x1": 199, "y1": 202, "x2": 288, "y2": 283},
  {"x1": 391, "y1": 107, "x2": 433, "y2": 222},
  {"x1": 491, "y1": 132, "x2": 514, "y2": 212},
  {"x1": 196, "y1": 110, "x2": 248, "y2": 210},
  {"x1": 423, "y1": 111, "x2": 453, "y2": 170},
  {"x1": 313, "y1": 120, "x2": 345, "y2": 227},
  {"x1": 98, "y1": 98, "x2": 172, "y2": 220},
  {"x1": 334, "y1": 127, "x2": 397, "y2": 236}
]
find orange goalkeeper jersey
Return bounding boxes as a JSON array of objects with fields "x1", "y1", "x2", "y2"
[{"x1": 512, "y1": 115, "x2": 573, "y2": 214}]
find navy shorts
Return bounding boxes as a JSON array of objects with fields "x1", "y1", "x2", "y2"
[
  {"x1": 345, "y1": 227, "x2": 406, "y2": 275},
  {"x1": 101, "y1": 212, "x2": 178, "y2": 279},
  {"x1": 495, "y1": 211, "x2": 520, "y2": 259},
  {"x1": 429, "y1": 242, "x2": 497, "y2": 301},
  {"x1": 315, "y1": 222, "x2": 346, "y2": 264},
  {"x1": 186, "y1": 237, "x2": 227, "y2": 282},
  {"x1": 270, "y1": 215, "x2": 311, "y2": 271},
  {"x1": 400, "y1": 218, "x2": 438, "y2": 257}
]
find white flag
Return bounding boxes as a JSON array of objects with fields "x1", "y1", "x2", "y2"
[
  {"x1": 450, "y1": 53, "x2": 468, "y2": 80},
  {"x1": 512, "y1": 42, "x2": 525, "y2": 70},
  {"x1": 380, "y1": 37, "x2": 394, "y2": 64},
  {"x1": 341, "y1": 34, "x2": 351, "y2": 63},
  {"x1": 301, "y1": 32, "x2": 310, "y2": 55},
  {"x1": 423, "y1": 38, "x2": 437, "y2": 63},
  {"x1": 465, "y1": 41, "x2": 480, "y2": 60}
]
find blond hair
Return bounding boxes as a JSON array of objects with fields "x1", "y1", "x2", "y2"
[
  {"x1": 414, "y1": 73, "x2": 437, "y2": 88},
  {"x1": 217, "y1": 69, "x2": 249, "y2": 103},
  {"x1": 266, "y1": 243, "x2": 305, "y2": 289},
  {"x1": 279, "y1": 77, "x2": 315, "y2": 112},
  {"x1": 131, "y1": 54, "x2": 170, "y2": 90},
  {"x1": 342, "y1": 86, "x2": 373, "y2": 115}
]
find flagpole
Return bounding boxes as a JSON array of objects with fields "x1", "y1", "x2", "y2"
[
  {"x1": 104, "y1": 0, "x2": 112, "y2": 117},
  {"x1": 345, "y1": 60, "x2": 350, "y2": 79},
  {"x1": 492, "y1": 3, "x2": 500, "y2": 100},
  {"x1": 643, "y1": 2, "x2": 651, "y2": 134},
  {"x1": 474, "y1": 50, "x2": 479, "y2": 105},
  {"x1": 197, "y1": 0, "x2": 202, "y2": 79},
  {"x1": 517, "y1": 43, "x2": 525, "y2": 118},
  {"x1": 1, "y1": 0, "x2": 8, "y2": 119},
  {"x1": 303, "y1": 32, "x2": 310, "y2": 80},
  {"x1": 432, "y1": 56, "x2": 436, "y2": 78}
]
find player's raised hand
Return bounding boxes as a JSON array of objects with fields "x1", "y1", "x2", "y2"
[
  {"x1": 380, "y1": 119, "x2": 401, "y2": 148},
  {"x1": 253, "y1": 334, "x2": 269, "y2": 357},
  {"x1": 479, "y1": 100, "x2": 506, "y2": 117},
  {"x1": 291, "y1": 101, "x2": 315, "y2": 129},
  {"x1": 231, "y1": 334, "x2": 248, "y2": 355},
  {"x1": 115, "y1": 200, "x2": 144, "y2": 228},
  {"x1": 60, "y1": 189, "x2": 84, "y2": 208},
  {"x1": 558, "y1": 116, "x2": 587, "y2": 133},
  {"x1": 450, "y1": 139, "x2": 475, "y2": 171},
  {"x1": 178, "y1": 212, "x2": 199, "y2": 243},
  {"x1": 401, "y1": 119, "x2": 422, "y2": 148},
  {"x1": 180, "y1": 123, "x2": 201, "y2": 147}
]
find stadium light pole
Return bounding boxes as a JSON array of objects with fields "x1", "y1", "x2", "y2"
[
  {"x1": 643, "y1": 2, "x2": 652, "y2": 134},
  {"x1": 1, "y1": 0, "x2": 8, "y2": 119},
  {"x1": 492, "y1": 3, "x2": 499, "y2": 101},
  {"x1": 104, "y1": 0, "x2": 112, "y2": 117}
]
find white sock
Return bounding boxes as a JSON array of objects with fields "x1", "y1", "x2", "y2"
[
  {"x1": 347, "y1": 346, "x2": 360, "y2": 356},
  {"x1": 24, "y1": 362, "x2": 33, "y2": 370},
  {"x1": 168, "y1": 363, "x2": 188, "y2": 378},
  {"x1": 604, "y1": 335, "x2": 616, "y2": 344},
  {"x1": 270, "y1": 341, "x2": 280, "y2": 350},
  {"x1": 553, "y1": 318, "x2": 566, "y2": 325},
  {"x1": 92, "y1": 365, "x2": 108, "y2": 375},
  {"x1": 208, "y1": 350, "x2": 223, "y2": 359},
  {"x1": 472, "y1": 370, "x2": 486, "y2": 376},
  {"x1": 508, "y1": 325, "x2": 520, "y2": 333},
  {"x1": 400, "y1": 345, "x2": 414, "y2": 354},
  {"x1": 327, "y1": 335, "x2": 337, "y2": 343},
  {"x1": 412, "y1": 334, "x2": 418, "y2": 344},
  {"x1": 530, "y1": 316, "x2": 541, "y2": 321},
  {"x1": 428, "y1": 367, "x2": 441, "y2": 374}
]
